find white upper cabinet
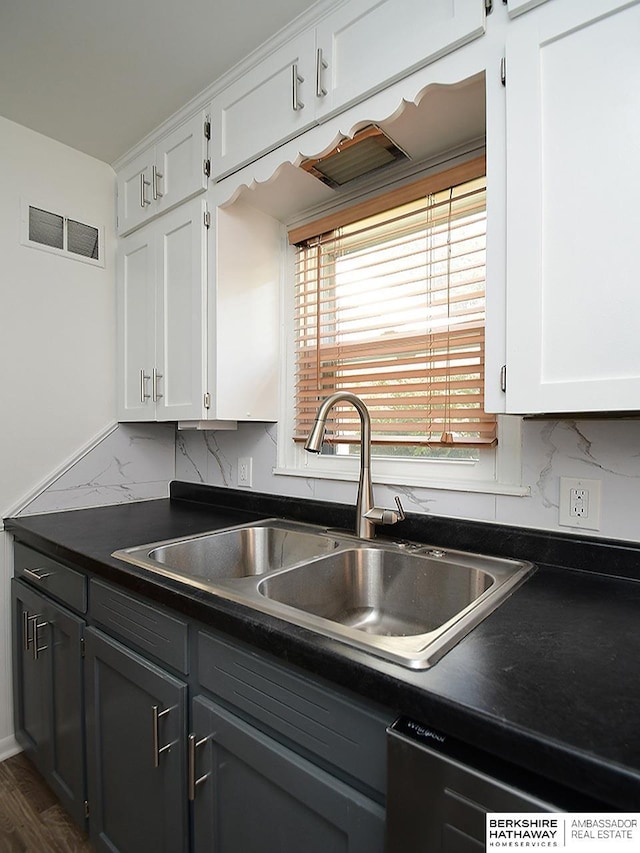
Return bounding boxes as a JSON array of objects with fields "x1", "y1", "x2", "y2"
[
  {"x1": 117, "y1": 110, "x2": 210, "y2": 236},
  {"x1": 504, "y1": 0, "x2": 640, "y2": 413},
  {"x1": 117, "y1": 150, "x2": 153, "y2": 237},
  {"x1": 154, "y1": 113, "x2": 210, "y2": 216},
  {"x1": 210, "y1": 0, "x2": 486, "y2": 180},
  {"x1": 117, "y1": 198, "x2": 208, "y2": 422},
  {"x1": 211, "y1": 30, "x2": 317, "y2": 180},
  {"x1": 117, "y1": 195, "x2": 281, "y2": 425},
  {"x1": 117, "y1": 226, "x2": 156, "y2": 420},
  {"x1": 315, "y1": 0, "x2": 486, "y2": 118},
  {"x1": 153, "y1": 201, "x2": 208, "y2": 421}
]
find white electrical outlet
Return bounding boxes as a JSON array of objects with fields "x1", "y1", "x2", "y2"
[
  {"x1": 237, "y1": 456, "x2": 253, "y2": 488},
  {"x1": 569, "y1": 488, "x2": 588, "y2": 518},
  {"x1": 559, "y1": 477, "x2": 601, "y2": 530}
]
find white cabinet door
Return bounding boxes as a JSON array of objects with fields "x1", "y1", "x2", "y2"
[
  {"x1": 117, "y1": 151, "x2": 153, "y2": 237},
  {"x1": 210, "y1": 0, "x2": 485, "y2": 180},
  {"x1": 154, "y1": 200, "x2": 207, "y2": 421},
  {"x1": 505, "y1": 0, "x2": 640, "y2": 413},
  {"x1": 117, "y1": 199, "x2": 208, "y2": 422},
  {"x1": 211, "y1": 29, "x2": 317, "y2": 179},
  {"x1": 315, "y1": 0, "x2": 486, "y2": 118},
  {"x1": 117, "y1": 226, "x2": 156, "y2": 421},
  {"x1": 155, "y1": 111, "x2": 209, "y2": 216}
]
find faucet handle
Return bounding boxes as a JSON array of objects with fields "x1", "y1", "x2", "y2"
[
  {"x1": 393, "y1": 496, "x2": 406, "y2": 521},
  {"x1": 364, "y1": 496, "x2": 406, "y2": 526}
]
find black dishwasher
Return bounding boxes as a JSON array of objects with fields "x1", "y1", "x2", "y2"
[{"x1": 385, "y1": 717, "x2": 607, "y2": 852}]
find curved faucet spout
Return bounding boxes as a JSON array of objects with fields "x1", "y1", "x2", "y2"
[{"x1": 303, "y1": 391, "x2": 375, "y2": 539}]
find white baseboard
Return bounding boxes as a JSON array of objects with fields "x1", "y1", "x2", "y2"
[{"x1": 0, "y1": 734, "x2": 20, "y2": 762}]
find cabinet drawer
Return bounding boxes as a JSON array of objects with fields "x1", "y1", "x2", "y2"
[
  {"x1": 90, "y1": 580, "x2": 189, "y2": 674},
  {"x1": 14, "y1": 543, "x2": 87, "y2": 613},
  {"x1": 197, "y1": 630, "x2": 394, "y2": 796}
]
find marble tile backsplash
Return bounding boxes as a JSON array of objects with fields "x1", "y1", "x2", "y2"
[
  {"x1": 13, "y1": 416, "x2": 638, "y2": 542},
  {"x1": 175, "y1": 418, "x2": 640, "y2": 544},
  {"x1": 19, "y1": 423, "x2": 175, "y2": 515}
]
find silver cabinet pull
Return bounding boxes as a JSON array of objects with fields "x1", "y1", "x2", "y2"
[
  {"x1": 291, "y1": 63, "x2": 304, "y2": 111},
  {"x1": 151, "y1": 705, "x2": 173, "y2": 768},
  {"x1": 32, "y1": 618, "x2": 48, "y2": 660},
  {"x1": 140, "y1": 369, "x2": 151, "y2": 403},
  {"x1": 152, "y1": 165, "x2": 163, "y2": 200},
  {"x1": 27, "y1": 614, "x2": 39, "y2": 655},
  {"x1": 22, "y1": 608, "x2": 48, "y2": 658},
  {"x1": 22, "y1": 610, "x2": 32, "y2": 652},
  {"x1": 23, "y1": 567, "x2": 53, "y2": 583},
  {"x1": 140, "y1": 172, "x2": 151, "y2": 208},
  {"x1": 152, "y1": 368, "x2": 163, "y2": 402},
  {"x1": 315, "y1": 48, "x2": 328, "y2": 98},
  {"x1": 187, "y1": 733, "x2": 210, "y2": 800}
]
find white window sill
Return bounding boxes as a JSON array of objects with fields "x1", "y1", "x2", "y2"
[{"x1": 271, "y1": 466, "x2": 530, "y2": 497}]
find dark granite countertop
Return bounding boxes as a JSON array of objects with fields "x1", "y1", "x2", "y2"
[{"x1": 5, "y1": 482, "x2": 640, "y2": 811}]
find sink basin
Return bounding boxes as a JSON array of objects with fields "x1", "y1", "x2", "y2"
[
  {"x1": 258, "y1": 548, "x2": 494, "y2": 636},
  {"x1": 112, "y1": 520, "x2": 340, "y2": 583},
  {"x1": 256, "y1": 545, "x2": 533, "y2": 667},
  {"x1": 112, "y1": 520, "x2": 534, "y2": 669}
]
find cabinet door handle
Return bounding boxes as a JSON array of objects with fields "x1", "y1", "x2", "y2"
[
  {"x1": 32, "y1": 617, "x2": 48, "y2": 660},
  {"x1": 152, "y1": 704, "x2": 173, "y2": 768},
  {"x1": 152, "y1": 368, "x2": 163, "y2": 402},
  {"x1": 315, "y1": 48, "x2": 328, "y2": 98},
  {"x1": 152, "y1": 165, "x2": 163, "y2": 200},
  {"x1": 22, "y1": 610, "x2": 32, "y2": 651},
  {"x1": 140, "y1": 369, "x2": 151, "y2": 403},
  {"x1": 187, "y1": 733, "x2": 211, "y2": 801},
  {"x1": 291, "y1": 63, "x2": 304, "y2": 111},
  {"x1": 22, "y1": 567, "x2": 53, "y2": 583},
  {"x1": 140, "y1": 173, "x2": 151, "y2": 208}
]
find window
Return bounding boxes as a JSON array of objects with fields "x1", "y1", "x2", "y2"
[
  {"x1": 277, "y1": 155, "x2": 522, "y2": 494},
  {"x1": 295, "y1": 155, "x2": 494, "y2": 437},
  {"x1": 22, "y1": 202, "x2": 104, "y2": 267}
]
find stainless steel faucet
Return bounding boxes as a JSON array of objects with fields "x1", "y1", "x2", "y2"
[{"x1": 304, "y1": 391, "x2": 405, "y2": 539}]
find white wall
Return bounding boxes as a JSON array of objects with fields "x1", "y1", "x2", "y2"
[
  {"x1": 0, "y1": 117, "x2": 118, "y2": 757},
  {"x1": 0, "y1": 116, "x2": 117, "y2": 513},
  {"x1": 0, "y1": 120, "x2": 180, "y2": 758},
  {"x1": 176, "y1": 417, "x2": 640, "y2": 544}
]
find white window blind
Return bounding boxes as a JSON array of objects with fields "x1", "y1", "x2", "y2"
[{"x1": 292, "y1": 159, "x2": 496, "y2": 449}]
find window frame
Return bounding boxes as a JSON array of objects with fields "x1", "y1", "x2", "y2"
[{"x1": 274, "y1": 156, "x2": 526, "y2": 496}]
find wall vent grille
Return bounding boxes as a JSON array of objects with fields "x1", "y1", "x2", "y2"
[{"x1": 22, "y1": 202, "x2": 104, "y2": 267}]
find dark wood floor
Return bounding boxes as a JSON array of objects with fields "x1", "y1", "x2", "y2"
[{"x1": 0, "y1": 753, "x2": 94, "y2": 852}]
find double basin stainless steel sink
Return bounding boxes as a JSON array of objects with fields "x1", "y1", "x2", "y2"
[{"x1": 112, "y1": 519, "x2": 534, "y2": 669}]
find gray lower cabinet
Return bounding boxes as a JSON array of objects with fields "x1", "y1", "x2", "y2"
[
  {"x1": 11, "y1": 578, "x2": 86, "y2": 827},
  {"x1": 12, "y1": 543, "x2": 390, "y2": 853},
  {"x1": 191, "y1": 695, "x2": 385, "y2": 853},
  {"x1": 84, "y1": 627, "x2": 188, "y2": 853}
]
